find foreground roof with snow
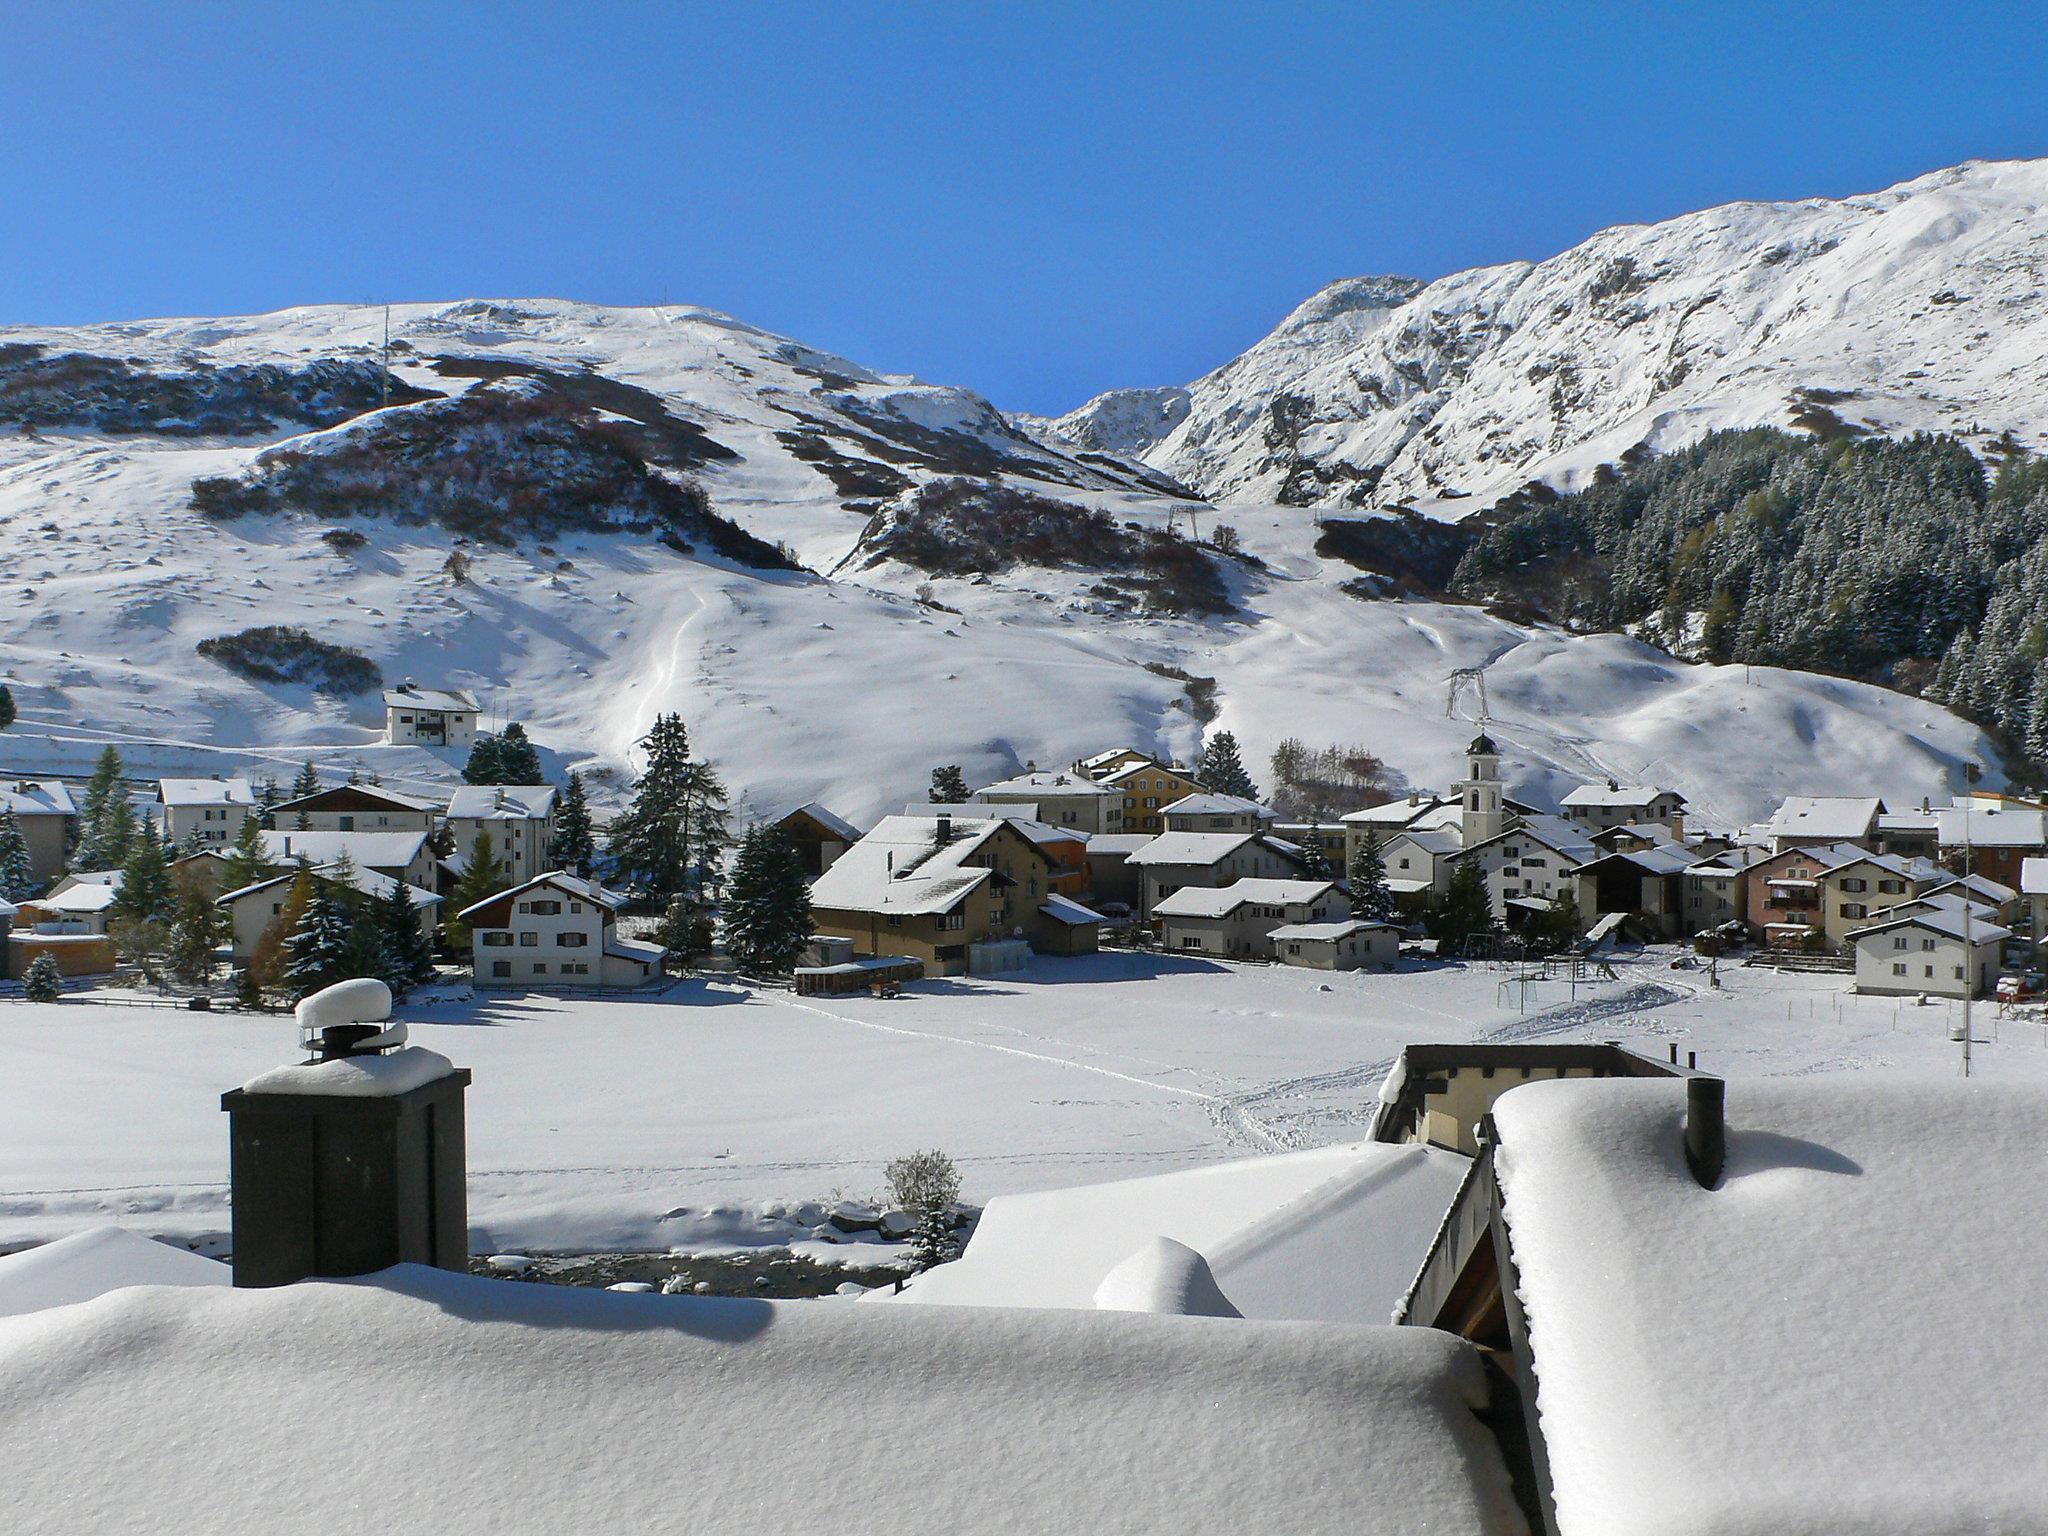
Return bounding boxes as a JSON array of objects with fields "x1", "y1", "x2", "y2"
[
  {"x1": 0, "y1": 1265, "x2": 1525, "y2": 1534},
  {"x1": 1492, "y1": 1077, "x2": 2048, "y2": 1534}
]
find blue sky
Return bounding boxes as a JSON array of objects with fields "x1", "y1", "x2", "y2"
[{"x1": 4, "y1": 2, "x2": 2043, "y2": 413}]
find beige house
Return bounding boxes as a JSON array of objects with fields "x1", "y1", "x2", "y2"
[
  {"x1": 156, "y1": 777, "x2": 254, "y2": 849},
  {"x1": 1850, "y1": 908, "x2": 2008, "y2": 999},
  {"x1": 445, "y1": 784, "x2": 558, "y2": 885},
  {"x1": 0, "y1": 780, "x2": 78, "y2": 887},
  {"x1": 1154, "y1": 878, "x2": 1349, "y2": 960},
  {"x1": 1125, "y1": 830, "x2": 1305, "y2": 917},
  {"x1": 216, "y1": 863, "x2": 440, "y2": 965},
  {"x1": 259, "y1": 829, "x2": 438, "y2": 891},
  {"x1": 974, "y1": 771, "x2": 1125, "y2": 835},
  {"x1": 383, "y1": 682, "x2": 480, "y2": 748},
  {"x1": 15, "y1": 874, "x2": 120, "y2": 937},
  {"x1": 1270, "y1": 918, "x2": 1399, "y2": 971},
  {"x1": 1161, "y1": 793, "x2": 1275, "y2": 835},
  {"x1": 1101, "y1": 760, "x2": 1209, "y2": 838},
  {"x1": 269, "y1": 783, "x2": 441, "y2": 834},
  {"x1": 1560, "y1": 780, "x2": 1688, "y2": 833},
  {"x1": 459, "y1": 872, "x2": 664, "y2": 989}
]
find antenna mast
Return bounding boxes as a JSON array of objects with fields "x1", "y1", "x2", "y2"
[{"x1": 380, "y1": 305, "x2": 391, "y2": 410}]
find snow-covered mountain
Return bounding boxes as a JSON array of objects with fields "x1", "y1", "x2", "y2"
[
  {"x1": 1047, "y1": 159, "x2": 2048, "y2": 514},
  {"x1": 0, "y1": 291, "x2": 2007, "y2": 828}
]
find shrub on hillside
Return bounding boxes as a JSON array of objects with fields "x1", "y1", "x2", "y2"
[
  {"x1": 0, "y1": 349, "x2": 432, "y2": 436},
  {"x1": 195, "y1": 626, "x2": 381, "y2": 695}
]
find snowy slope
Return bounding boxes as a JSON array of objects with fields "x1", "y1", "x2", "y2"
[
  {"x1": 0, "y1": 294, "x2": 2010, "y2": 826},
  {"x1": 1070, "y1": 159, "x2": 2048, "y2": 513}
]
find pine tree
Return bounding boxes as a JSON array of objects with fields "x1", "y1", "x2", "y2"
[
  {"x1": 254, "y1": 775, "x2": 282, "y2": 821},
  {"x1": 929, "y1": 765, "x2": 971, "y2": 803},
  {"x1": 375, "y1": 873, "x2": 435, "y2": 994},
  {"x1": 551, "y1": 770, "x2": 596, "y2": 876},
  {"x1": 290, "y1": 760, "x2": 321, "y2": 800},
  {"x1": 720, "y1": 826, "x2": 813, "y2": 975},
  {"x1": 448, "y1": 830, "x2": 509, "y2": 948},
  {"x1": 607, "y1": 714, "x2": 707, "y2": 899},
  {"x1": 0, "y1": 683, "x2": 14, "y2": 731},
  {"x1": 496, "y1": 723, "x2": 543, "y2": 783},
  {"x1": 114, "y1": 829, "x2": 175, "y2": 924},
  {"x1": 2026, "y1": 668, "x2": 2048, "y2": 771},
  {"x1": 1427, "y1": 859, "x2": 1497, "y2": 955},
  {"x1": 1348, "y1": 832, "x2": 1395, "y2": 922},
  {"x1": 683, "y1": 759, "x2": 731, "y2": 895},
  {"x1": 75, "y1": 746, "x2": 128, "y2": 869},
  {"x1": 0, "y1": 810, "x2": 36, "y2": 900},
  {"x1": 463, "y1": 736, "x2": 508, "y2": 785},
  {"x1": 285, "y1": 873, "x2": 360, "y2": 1000},
  {"x1": 1196, "y1": 731, "x2": 1260, "y2": 800},
  {"x1": 222, "y1": 813, "x2": 270, "y2": 892},
  {"x1": 23, "y1": 952, "x2": 62, "y2": 1002},
  {"x1": 234, "y1": 964, "x2": 263, "y2": 1010},
  {"x1": 166, "y1": 884, "x2": 222, "y2": 985},
  {"x1": 655, "y1": 890, "x2": 711, "y2": 966}
]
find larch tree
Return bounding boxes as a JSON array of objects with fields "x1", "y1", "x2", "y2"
[{"x1": 249, "y1": 864, "x2": 316, "y2": 993}]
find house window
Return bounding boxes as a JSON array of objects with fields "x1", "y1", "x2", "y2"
[
  {"x1": 1525, "y1": 855, "x2": 1547, "y2": 867},
  {"x1": 886, "y1": 914, "x2": 903, "y2": 928},
  {"x1": 482, "y1": 932, "x2": 514, "y2": 947},
  {"x1": 1880, "y1": 879, "x2": 1903, "y2": 894},
  {"x1": 570, "y1": 902, "x2": 583, "y2": 913},
  {"x1": 519, "y1": 932, "x2": 539, "y2": 947},
  {"x1": 1841, "y1": 877, "x2": 1866, "y2": 893},
  {"x1": 491, "y1": 960, "x2": 510, "y2": 978},
  {"x1": 1398, "y1": 858, "x2": 1412, "y2": 870},
  {"x1": 1842, "y1": 903, "x2": 1866, "y2": 919},
  {"x1": 1181, "y1": 937, "x2": 1201, "y2": 949},
  {"x1": 533, "y1": 962, "x2": 547, "y2": 976},
  {"x1": 1954, "y1": 966, "x2": 1966, "y2": 981},
  {"x1": 563, "y1": 961, "x2": 588, "y2": 975},
  {"x1": 1921, "y1": 938, "x2": 1936, "y2": 951},
  {"x1": 529, "y1": 900, "x2": 561, "y2": 915},
  {"x1": 1893, "y1": 962, "x2": 1907, "y2": 976},
  {"x1": 338, "y1": 815, "x2": 354, "y2": 831},
  {"x1": 557, "y1": 932, "x2": 587, "y2": 948},
  {"x1": 937, "y1": 912, "x2": 966, "y2": 931}
]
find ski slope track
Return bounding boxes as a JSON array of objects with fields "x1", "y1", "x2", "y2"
[{"x1": 0, "y1": 165, "x2": 2029, "y2": 827}]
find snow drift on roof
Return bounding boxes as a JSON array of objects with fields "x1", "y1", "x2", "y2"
[
  {"x1": 259, "y1": 829, "x2": 427, "y2": 868},
  {"x1": 809, "y1": 815, "x2": 1007, "y2": 916},
  {"x1": 1152, "y1": 878, "x2": 1336, "y2": 919},
  {"x1": 381, "y1": 684, "x2": 478, "y2": 712},
  {"x1": 0, "y1": 1227, "x2": 228, "y2": 1320},
  {"x1": 445, "y1": 784, "x2": 558, "y2": 820},
  {"x1": 0, "y1": 1265, "x2": 1526, "y2": 1535},
  {"x1": 239, "y1": 1047, "x2": 457, "y2": 1099},
  {"x1": 156, "y1": 777, "x2": 254, "y2": 807},
  {"x1": 1559, "y1": 782, "x2": 1678, "y2": 809},
  {"x1": 1767, "y1": 795, "x2": 1885, "y2": 841},
  {"x1": 1492, "y1": 1077, "x2": 2048, "y2": 1535}
]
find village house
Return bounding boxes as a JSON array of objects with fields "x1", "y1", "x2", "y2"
[
  {"x1": 1099, "y1": 759, "x2": 1208, "y2": 838},
  {"x1": 1450, "y1": 813, "x2": 1596, "y2": 924},
  {"x1": 1339, "y1": 792, "x2": 1458, "y2": 871},
  {"x1": 1850, "y1": 907, "x2": 2009, "y2": 998},
  {"x1": 1080, "y1": 832, "x2": 1153, "y2": 913},
  {"x1": 1765, "y1": 795, "x2": 1886, "y2": 853},
  {"x1": 1269, "y1": 917, "x2": 1400, "y2": 971},
  {"x1": 973, "y1": 770, "x2": 1125, "y2": 834},
  {"x1": 1570, "y1": 841, "x2": 1707, "y2": 939},
  {"x1": 768, "y1": 802, "x2": 864, "y2": 877},
  {"x1": 1125, "y1": 829, "x2": 1307, "y2": 918},
  {"x1": 1072, "y1": 746, "x2": 1156, "y2": 782},
  {"x1": 1273, "y1": 820, "x2": 1347, "y2": 870},
  {"x1": 2021, "y1": 857, "x2": 2048, "y2": 943},
  {"x1": 1743, "y1": 843, "x2": 1859, "y2": 945},
  {"x1": 13, "y1": 873, "x2": 121, "y2": 937},
  {"x1": 911, "y1": 805, "x2": 1091, "y2": 899},
  {"x1": 458, "y1": 873, "x2": 665, "y2": 989},
  {"x1": 1161, "y1": 792, "x2": 1275, "y2": 835},
  {"x1": 0, "y1": 779, "x2": 77, "y2": 887},
  {"x1": 269, "y1": 783, "x2": 441, "y2": 834},
  {"x1": 1681, "y1": 845, "x2": 1768, "y2": 932},
  {"x1": 154, "y1": 777, "x2": 254, "y2": 848},
  {"x1": 1558, "y1": 779, "x2": 1687, "y2": 833},
  {"x1": 1153, "y1": 878, "x2": 1349, "y2": 960},
  {"x1": 383, "y1": 682, "x2": 481, "y2": 748},
  {"x1": 259, "y1": 829, "x2": 439, "y2": 892},
  {"x1": 445, "y1": 784, "x2": 558, "y2": 884},
  {"x1": 1874, "y1": 803, "x2": 1942, "y2": 859},
  {"x1": 1934, "y1": 797, "x2": 2048, "y2": 889},
  {"x1": 217, "y1": 864, "x2": 440, "y2": 967},
  {"x1": 1378, "y1": 823, "x2": 1464, "y2": 903},
  {"x1": 1813, "y1": 848, "x2": 1944, "y2": 948},
  {"x1": 809, "y1": 814, "x2": 1092, "y2": 975}
]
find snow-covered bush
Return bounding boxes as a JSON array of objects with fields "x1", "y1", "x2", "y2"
[
  {"x1": 885, "y1": 1149, "x2": 963, "y2": 1270},
  {"x1": 195, "y1": 627, "x2": 380, "y2": 696},
  {"x1": 22, "y1": 953, "x2": 62, "y2": 1003}
]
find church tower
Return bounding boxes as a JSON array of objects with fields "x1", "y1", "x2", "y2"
[{"x1": 1460, "y1": 731, "x2": 1505, "y2": 847}]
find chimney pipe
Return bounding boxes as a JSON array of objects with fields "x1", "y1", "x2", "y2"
[
  {"x1": 936, "y1": 813, "x2": 952, "y2": 844},
  {"x1": 1668, "y1": 1042, "x2": 1679, "y2": 1065},
  {"x1": 1684, "y1": 1076, "x2": 1725, "y2": 1188}
]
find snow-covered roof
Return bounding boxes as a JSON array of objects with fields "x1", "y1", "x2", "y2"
[
  {"x1": 25, "y1": 883, "x2": 120, "y2": 914},
  {"x1": 0, "y1": 1227, "x2": 228, "y2": 1320},
  {"x1": 260, "y1": 829, "x2": 427, "y2": 869},
  {"x1": 773, "y1": 800, "x2": 864, "y2": 842},
  {"x1": 155, "y1": 777, "x2": 254, "y2": 808},
  {"x1": 446, "y1": 784, "x2": 558, "y2": 821},
  {"x1": 1084, "y1": 833, "x2": 1156, "y2": 856},
  {"x1": 1039, "y1": 893, "x2": 1107, "y2": 926},
  {"x1": 1461, "y1": 814, "x2": 1595, "y2": 863},
  {"x1": 975, "y1": 772, "x2": 1118, "y2": 798},
  {"x1": 1570, "y1": 843, "x2": 1707, "y2": 877},
  {"x1": 1390, "y1": 825, "x2": 1464, "y2": 857},
  {"x1": 0, "y1": 1266, "x2": 1525, "y2": 1534},
  {"x1": 899, "y1": 1140, "x2": 1470, "y2": 1326},
  {"x1": 603, "y1": 936, "x2": 667, "y2": 965},
  {"x1": 1123, "y1": 830, "x2": 1259, "y2": 867},
  {"x1": 1492, "y1": 1078, "x2": 2048, "y2": 1532},
  {"x1": 1919, "y1": 871, "x2": 2017, "y2": 905},
  {"x1": 1340, "y1": 795, "x2": 1451, "y2": 827},
  {"x1": 1152, "y1": 878, "x2": 1337, "y2": 919},
  {"x1": 1101, "y1": 760, "x2": 1193, "y2": 786},
  {"x1": 454, "y1": 870, "x2": 623, "y2": 920},
  {"x1": 2023, "y1": 856, "x2": 2048, "y2": 897},
  {"x1": 219, "y1": 862, "x2": 441, "y2": 911},
  {"x1": 1077, "y1": 745, "x2": 1144, "y2": 770},
  {"x1": 1935, "y1": 802, "x2": 2048, "y2": 849},
  {"x1": 381, "y1": 683, "x2": 479, "y2": 713},
  {"x1": 1162, "y1": 792, "x2": 1271, "y2": 818},
  {"x1": 1877, "y1": 809, "x2": 1942, "y2": 832},
  {"x1": 272, "y1": 782, "x2": 443, "y2": 814},
  {"x1": 1268, "y1": 918, "x2": 1397, "y2": 942},
  {"x1": 1559, "y1": 781, "x2": 1681, "y2": 809},
  {"x1": 1767, "y1": 795, "x2": 1885, "y2": 842},
  {"x1": 1853, "y1": 908, "x2": 2012, "y2": 944},
  {"x1": 904, "y1": 805, "x2": 1079, "y2": 848},
  {"x1": 808, "y1": 815, "x2": 1006, "y2": 917},
  {"x1": 0, "y1": 780, "x2": 76, "y2": 818},
  {"x1": 1595, "y1": 820, "x2": 1678, "y2": 845}
]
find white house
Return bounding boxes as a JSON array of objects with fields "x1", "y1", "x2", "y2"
[
  {"x1": 1153, "y1": 878, "x2": 1349, "y2": 960},
  {"x1": 1850, "y1": 908, "x2": 2010, "y2": 999},
  {"x1": 1125, "y1": 830, "x2": 1306, "y2": 917},
  {"x1": 1269, "y1": 918, "x2": 1400, "y2": 971},
  {"x1": 445, "y1": 784, "x2": 559, "y2": 882},
  {"x1": 458, "y1": 872, "x2": 666, "y2": 989},
  {"x1": 260, "y1": 829, "x2": 438, "y2": 891},
  {"x1": 215, "y1": 863, "x2": 440, "y2": 964},
  {"x1": 1767, "y1": 796, "x2": 1885, "y2": 853},
  {"x1": 1559, "y1": 780, "x2": 1687, "y2": 833},
  {"x1": 1450, "y1": 813, "x2": 1596, "y2": 918},
  {"x1": 269, "y1": 783, "x2": 441, "y2": 834},
  {"x1": 973, "y1": 771, "x2": 1125, "y2": 835},
  {"x1": 1161, "y1": 793, "x2": 1275, "y2": 835},
  {"x1": 1378, "y1": 824, "x2": 1464, "y2": 900},
  {"x1": 155, "y1": 777, "x2": 254, "y2": 848},
  {"x1": 383, "y1": 682, "x2": 481, "y2": 748}
]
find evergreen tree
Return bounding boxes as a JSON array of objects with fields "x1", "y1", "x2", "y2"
[
  {"x1": 1527, "y1": 890, "x2": 1584, "y2": 956},
  {"x1": 683, "y1": 759, "x2": 732, "y2": 895},
  {"x1": 1427, "y1": 859, "x2": 1497, "y2": 955},
  {"x1": 165, "y1": 884, "x2": 223, "y2": 986},
  {"x1": 655, "y1": 890, "x2": 711, "y2": 966},
  {"x1": 235, "y1": 964, "x2": 264, "y2": 1010},
  {"x1": 551, "y1": 770, "x2": 596, "y2": 876},
  {"x1": 448, "y1": 830, "x2": 509, "y2": 948},
  {"x1": 1195, "y1": 731, "x2": 1260, "y2": 800},
  {"x1": 496, "y1": 723, "x2": 543, "y2": 783},
  {"x1": 290, "y1": 760, "x2": 321, "y2": 800},
  {"x1": 607, "y1": 714, "x2": 718, "y2": 900},
  {"x1": 285, "y1": 873, "x2": 359, "y2": 999},
  {"x1": 0, "y1": 810, "x2": 36, "y2": 900},
  {"x1": 929, "y1": 765, "x2": 970, "y2": 804},
  {"x1": 222, "y1": 813, "x2": 270, "y2": 893},
  {"x1": 2027, "y1": 668, "x2": 2048, "y2": 770},
  {"x1": 23, "y1": 952, "x2": 62, "y2": 1003},
  {"x1": 462, "y1": 735, "x2": 508, "y2": 785},
  {"x1": 1347, "y1": 832, "x2": 1396, "y2": 922},
  {"x1": 254, "y1": 775, "x2": 283, "y2": 822},
  {"x1": 0, "y1": 683, "x2": 14, "y2": 731},
  {"x1": 375, "y1": 873, "x2": 435, "y2": 994},
  {"x1": 114, "y1": 830, "x2": 175, "y2": 924},
  {"x1": 720, "y1": 825, "x2": 813, "y2": 975},
  {"x1": 75, "y1": 746, "x2": 127, "y2": 869}
]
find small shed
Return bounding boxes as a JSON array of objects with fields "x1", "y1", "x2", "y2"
[
  {"x1": 1270, "y1": 918, "x2": 1399, "y2": 971},
  {"x1": 794, "y1": 955, "x2": 925, "y2": 996}
]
